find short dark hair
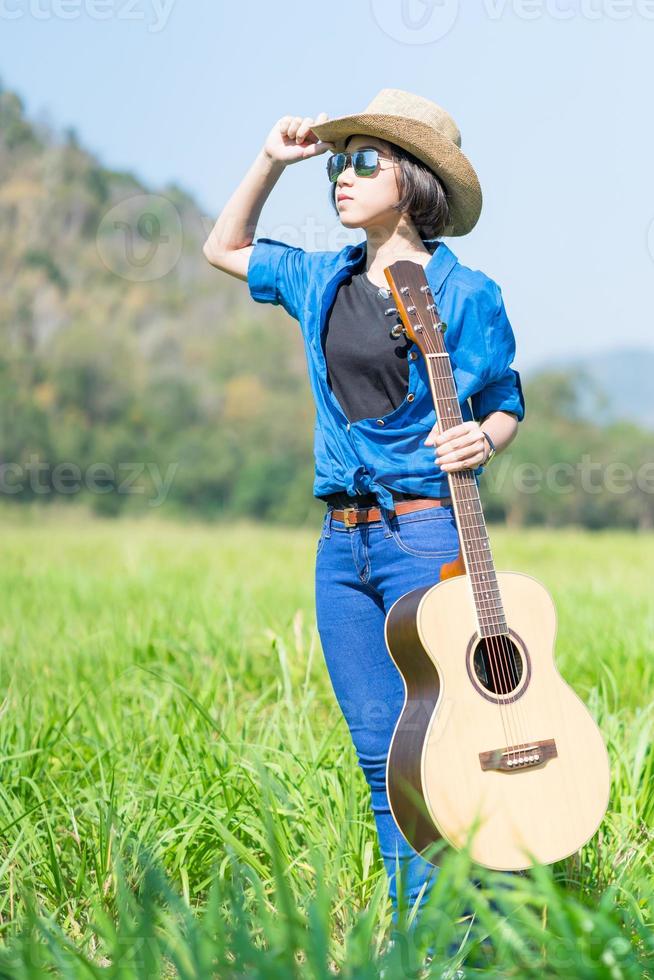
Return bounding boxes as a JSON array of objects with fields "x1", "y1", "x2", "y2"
[{"x1": 328, "y1": 134, "x2": 451, "y2": 249}]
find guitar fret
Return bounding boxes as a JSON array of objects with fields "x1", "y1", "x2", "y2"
[{"x1": 402, "y1": 268, "x2": 512, "y2": 631}]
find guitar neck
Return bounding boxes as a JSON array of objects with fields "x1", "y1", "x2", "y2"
[
  {"x1": 384, "y1": 259, "x2": 510, "y2": 639},
  {"x1": 425, "y1": 350, "x2": 508, "y2": 638}
]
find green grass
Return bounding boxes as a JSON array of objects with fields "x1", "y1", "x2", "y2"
[{"x1": 0, "y1": 507, "x2": 651, "y2": 977}]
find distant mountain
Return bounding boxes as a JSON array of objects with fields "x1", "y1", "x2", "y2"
[
  {"x1": 0, "y1": 82, "x2": 319, "y2": 521},
  {"x1": 523, "y1": 347, "x2": 654, "y2": 430}
]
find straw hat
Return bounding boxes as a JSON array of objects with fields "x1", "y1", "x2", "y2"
[{"x1": 311, "y1": 88, "x2": 482, "y2": 237}]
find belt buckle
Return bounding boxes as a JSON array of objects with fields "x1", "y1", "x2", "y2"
[{"x1": 342, "y1": 505, "x2": 359, "y2": 527}]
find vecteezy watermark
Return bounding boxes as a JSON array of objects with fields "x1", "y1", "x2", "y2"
[
  {"x1": 482, "y1": 0, "x2": 654, "y2": 20},
  {"x1": 369, "y1": 0, "x2": 460, "y2": 44},
  {"x1": 482, "y1": 452, "x2": 654, "y2": 495},
  {"x1": 369, "y1": 0, "x2": 654, "y2": 42},
  {"x1": 96, "y1": 194, "x2": 183, "y2": 282},
  {"x1": 0, "y1": 0, "x2": 176, "y2": 32},
  {"x1": 200, "y1": 211, "x2": 350, "y2": 255},
  {"x1": 0, "y1": 456, "x2": 179, "y2": 507},
  {"x1": 203, "y1": 209, "x2": 444, "y2": 257}
]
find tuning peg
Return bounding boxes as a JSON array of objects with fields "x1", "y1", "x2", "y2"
[
  {"x1": 384, "y1": 307, "x2": 398, "y2": 317},
  {"x1": 438, "y1": 320, "x2": 448, "y2": 334},
  {"x1": 389, "y1": 322, "x2": 405, "y2": 340}
]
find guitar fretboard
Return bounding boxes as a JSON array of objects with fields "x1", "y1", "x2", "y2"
[{"x1": 425, "y1": 332, "x2": 508, "y2": 638}]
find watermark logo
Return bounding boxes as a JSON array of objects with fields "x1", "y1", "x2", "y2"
[
  {"x1": 96, "y1": 194, "x2": 182, "y2": 282},
  {"x1": 369, "y1": 0, "x2": 460, "y2": 43},
  {"x1": 647, "y1": 216, "x2": 654, "y2": 266}
]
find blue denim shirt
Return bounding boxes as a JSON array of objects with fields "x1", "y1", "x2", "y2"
[{"x1": 247, "y1": 237, "x2": 525, "y2": 512}]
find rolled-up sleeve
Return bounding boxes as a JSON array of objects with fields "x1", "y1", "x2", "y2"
[
  {"x1": 470, "y1": 284, "x2": 526, "y2": 422},
  {"x1": 246, "y1": 237, "x2": 310, "y2": 322}
]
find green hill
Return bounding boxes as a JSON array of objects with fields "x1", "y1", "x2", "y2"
[
  {"x1": 0, "y1": 83, "x2": 318, "y2": 522},
  {"x1": 0, "y1": 81, "x2": 652, "y2": 529},
  {"x1": 525, "y1": 347, "x2": 654, "y2": 429}
]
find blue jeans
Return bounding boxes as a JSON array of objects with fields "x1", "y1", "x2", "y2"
[{"x1": 314, "y1": 500, "x2": 464, "y2": 927}]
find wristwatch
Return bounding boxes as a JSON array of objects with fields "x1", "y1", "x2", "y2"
[{"x1": 481, "y1": 430, "x2": 497, "y2": 464}]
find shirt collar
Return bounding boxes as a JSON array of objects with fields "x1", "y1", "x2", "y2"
[{"x1": 342, "y1": 239, "x2": 459, "y2": 293}]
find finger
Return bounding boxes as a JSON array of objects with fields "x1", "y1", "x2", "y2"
[
  {"x1": 437, "y1": 441, "x2": 485, "y2": 465},
  {"x1": 296, "y1": 116, "x2": 317, "y2": 143},
  {"x1": 301, "y1": 140, "x2": 333, "y2": 157},
  {"x1": 299, "y1": 112, "x2": 329, "y2": 143},
  {"x1": 442, "y1": 444, "x2": 484, "y2": 467},
  {"x1": 278, "y1": 115, "x2": 294, "y2": 136},
  {"x1": 286, "y1": 116, "x2": 304, "y2": 140},
  {"x1": 423, "y1": 427, "x2": 442, "y2": 446},
  {"x1": 432, "y1": 422, "x2": 474, "y2": 444},
  {"x1": 437, "y1": 449, "x2": 468, "y2": 465},
  {"x1": 439, "y1": 453, "x2": 482, "y2": 471},
  {"x1": 436, "y1": 432, "x2": 482, "y2": 457},
  {"x1": 436, "y1": 433, "x2": 483, "y2": 457}
]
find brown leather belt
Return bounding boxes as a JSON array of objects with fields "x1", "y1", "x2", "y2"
[{"x1": 331, "y1": 496, "x2": 453, "y2": 527}]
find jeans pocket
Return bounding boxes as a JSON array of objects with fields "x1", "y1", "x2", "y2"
[
  {"x1": 316, "y1": 516, "x2": 328, "y2": 557},
  {"x1": 388, "y1": 508, "x2": 460, "y2": 559}
]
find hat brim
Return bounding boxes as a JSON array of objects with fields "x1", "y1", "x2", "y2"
[{"x1": 311, "y1": 112, "x2": 482, "y2": 237}]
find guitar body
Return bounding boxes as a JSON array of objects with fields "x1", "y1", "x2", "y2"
[
  {"x1": 380, "y1": 258, "x2": 610, "y2": 870},
  {"x1": 385, "y1": 570, "x2": 611, "y2": 870}
]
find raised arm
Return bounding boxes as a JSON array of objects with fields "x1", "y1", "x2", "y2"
[{"x1": 202, "y1": 114, "x2": 334, "y2": 281}]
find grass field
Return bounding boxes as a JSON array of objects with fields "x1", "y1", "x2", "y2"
[{"x1": 0, "y1": 506, "x2": 652, "y2": 977}]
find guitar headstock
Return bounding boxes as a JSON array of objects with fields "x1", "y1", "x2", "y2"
[{"x1": 383, "y1": 260, "x2": 447, "y2": 358}]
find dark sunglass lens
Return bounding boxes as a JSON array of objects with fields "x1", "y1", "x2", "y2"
[
  {"x1": 353, "y1": 149, "x2": 379, "y2": 176},
  {"x1": 327, "y1": 153, "x2": 346, "y2": 182}
]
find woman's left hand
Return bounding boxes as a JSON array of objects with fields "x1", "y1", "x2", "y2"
[{"x1": 424, "y1": 421, "x2": 489, "y2": 472}]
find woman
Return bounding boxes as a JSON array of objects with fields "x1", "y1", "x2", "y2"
[{"x1": 203, "y1": 89, "x2": 525, "y2": 952}]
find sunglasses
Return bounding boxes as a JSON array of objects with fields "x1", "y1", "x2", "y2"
[{"x1": 326, "y1": 148, "x2": 393, "y2": 183}]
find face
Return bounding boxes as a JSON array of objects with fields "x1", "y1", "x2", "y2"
[{"x1": 332, "y1": 134, "x2": 405, "y2": 238}]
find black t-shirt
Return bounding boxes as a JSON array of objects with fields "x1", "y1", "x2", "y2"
[{"x1": 321, "y1": 270, "x2": 412, "y2": 423}]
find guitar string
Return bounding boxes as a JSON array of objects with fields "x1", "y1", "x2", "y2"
[
  {"x1": 423, "y1": 333, "x2": 522, "y2": 763},
  {"x1": 415, "y1": 306, "x2": 521, "y2": 761},
  {"x1": 422, "y1": 299, "x2": 533, "y2": 766},
  {"x1": 426, "y1": 345, "x2": 529, "y2": 765},
  {"x1": 446, "y1": 465, "x2": 527, "y2": 757},
  {"x1": 450, "y1": 470, "x2": 529, "y2": 764},
  {"x1": 410, "y1": 277, "x2": 584, "y2": 853},
  {"x1": 393, "y1": 281, "x2": 531, "y2": 766},
  {"x1": 418, "y1": 296, "x2": 527, "y2": 746},
  {"x1": 418, "y1": 289, "x2": 531, "y2": 765}
]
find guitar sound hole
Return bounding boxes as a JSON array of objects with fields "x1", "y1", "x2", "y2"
[{"x1": 473, "y1": 637, "x2": 523, "y2": 695}]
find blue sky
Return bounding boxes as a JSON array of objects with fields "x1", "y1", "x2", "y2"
[{"x1": 3, "y1": 0, "x2": 653, "y2": 371}]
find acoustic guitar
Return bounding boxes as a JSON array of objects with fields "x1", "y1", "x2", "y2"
[{"x1": 382, "y1": 260, "x2": 611, "y2": 871}]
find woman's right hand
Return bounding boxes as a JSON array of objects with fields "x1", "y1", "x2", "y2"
[{"x1": 263, "y1": 113, "x2": 336, "y2": 166}]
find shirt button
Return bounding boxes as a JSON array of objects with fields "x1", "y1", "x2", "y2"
[
  {"x1": 346, "y1": 422, "x2": 351, "y2": 430},
  {"x1": 407, "y1": 392, "x2": 415, "y2": 402},
  {"x1": 376, "y1": 419, "x2": 385, "y2": 426}
]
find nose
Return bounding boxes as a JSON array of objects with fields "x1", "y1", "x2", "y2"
[
  {"x1": 336, "y1": 152, "x2": 355, "y2": 186},
  {"x1": 336, "y1": 168, "x2": 354, "y2": 189}
]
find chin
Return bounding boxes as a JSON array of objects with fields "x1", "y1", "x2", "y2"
[{"x1": 338, "y1": 214, "x2": 362, "y2": 230}]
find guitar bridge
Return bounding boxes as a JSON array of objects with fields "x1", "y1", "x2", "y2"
[{"x1": 479, "y1": 738, "x2": 557, "y2": 772}]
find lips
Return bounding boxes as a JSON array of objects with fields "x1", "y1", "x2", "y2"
[{"x1": 337, "y1": 195, "x2": 352, "y2": 203}]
